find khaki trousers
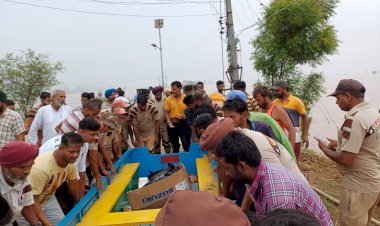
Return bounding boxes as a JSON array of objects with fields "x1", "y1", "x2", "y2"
[
  {"x1": 154, "y1": 121, "x2": 171, "y2": 153},
  {"x1": 137, "y1": 134, "x2": 156, "y2": 153},
  {"x1": 340, "y1": 187, "x2": 380, "y2": 226}
]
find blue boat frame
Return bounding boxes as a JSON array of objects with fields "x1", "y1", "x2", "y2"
[{"x1": 59, "y1": 143, "x2": 208, "y2": 226}]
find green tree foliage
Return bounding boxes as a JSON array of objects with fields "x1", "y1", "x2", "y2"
[
  {"x1": 251, "y1": 0, "x2": 339, "y2": 109},
  {"x1": 0, "y1": 49, "x2": 63, "y2": 117}
]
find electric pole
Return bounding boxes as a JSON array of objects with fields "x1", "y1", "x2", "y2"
[
  {"x1": 225, "y1": 0, "x2": 240, "y2": 86},
  {"x1": 154, "y1": 19, "x2": 165, "y2": 88}
]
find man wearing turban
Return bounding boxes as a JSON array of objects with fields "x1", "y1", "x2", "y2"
[
  {"x1": 0, "y1": 141, "x2": 40, "y2": 225},
  {"x1": 102, "y1": 88, "x2": 117, "y2": 110}
]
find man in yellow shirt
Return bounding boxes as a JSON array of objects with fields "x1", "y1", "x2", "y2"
[
  {"x1": 164, "y1": 81, "x2": 190, "y2": 152},
  {"x1": 271, "y1": 80, "x2": 309, "y2": 160},
  {"x1": 28, "y1": 132, "x2": 81, "y2": 226}
]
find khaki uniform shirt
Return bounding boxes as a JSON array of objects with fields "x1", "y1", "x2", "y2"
[
  {"x1": 337, "y1": 102, "x2": 380, "y2": 194},
  {"x1": 130, "y1": 104, "x2": 159, "y2": 138},
  {"x1": 149, "y1": 98, "x2": 165, "y2": 121}
]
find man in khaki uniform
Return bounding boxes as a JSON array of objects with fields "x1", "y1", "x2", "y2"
[
  {"x1": 130, "y1": 93, "x2": 160, "y2": 154},
  {"x1": 149, "y1": 86, "x2": 171, "y2": 153},
  {"x1": 316, "y1": 79, "x2": 380, "y2": 226}
]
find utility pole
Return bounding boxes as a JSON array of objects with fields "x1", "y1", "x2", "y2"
[
  {"x1": 154, "y1": 19, "x2": 165, "y2": 88},
  {"x1": 225, "y1": 0, "x2": 240, "y2": 86}
]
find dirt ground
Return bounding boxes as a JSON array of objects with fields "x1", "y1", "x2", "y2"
[{"x1": 298, "y1": 151, "x2": 380, "y2": 226}]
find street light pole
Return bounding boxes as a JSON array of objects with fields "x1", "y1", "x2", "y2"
[
  {"x1": 158, "y1": 27, "x2": 165, "y2": 88},
  {"x1": 154, "y1": 19, "x2": 165, "y2": 88}
]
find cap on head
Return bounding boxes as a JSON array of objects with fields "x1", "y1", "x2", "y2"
[
  {"x1": 0, "y1": 90, "x2": 7, "y2": 103},
  {"x1": 270, "y1": 80, "x2": 287, "y2": 90},
  {"x1": 104, "y1": 88, "x2": 116, "y2": 99},
  {"x1": 200, "y1": 118, "x2": 235, "y2": 152},
  {"x1": 155, "y1": 190, "x2": 250, "y2": 226},
  {"x1": 100, "y1": 112, "x2": 117, "y2": 129},
  {"x1": 112, "y1": 99, "x2": 130, "y2": 109},
  {"x1": 112, "y1": 107, "x2": 127, "y2": 115},
  {"x1": 327, "y1": 79, "x2": 366, "y2": 97}
]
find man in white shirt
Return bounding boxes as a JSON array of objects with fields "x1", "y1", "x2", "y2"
[
  {"x1": 28, "y1": 89, "x2": 72, "y2": 145},
  {"x1": 39, "y1": 117, "x2": 100, "y2": 197},
  {"x1": 0, "y1": 141, "x2": 40, "y2": 225}
]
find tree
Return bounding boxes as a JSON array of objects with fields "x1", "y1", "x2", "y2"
[
  {"x1": 0, "y1": 49, "x2": 63, "y2": 117},
  {"x1": 251, "y1": 0, "x2": 339, "y2": 109}
]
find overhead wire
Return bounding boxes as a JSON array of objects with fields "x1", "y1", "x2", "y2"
[
  {"x1": 3, "y1": 0, "x2": 215, "y2": 17},
  {"x1": 320, "y1": 102, "x2": 340, "y2": 130},
  {"x1": 246, "y1": 0, "x2": 260, "y2": 20},
  {"x1": 0, "y1": 0, "x2": 42, "y2": 7},
  {"x1": 256, "y1": 0, "x2": 265, "y2": 8},
  {"x1": 315, "y1": 103, "x2": 333, "y2": 126},
  {"x1": 76, "y1": 0, "x2": 214, "y2": 6},
  {"x1": 208, "y1": 0, "x2": 220, "y2": 20},
  {"x1": 237, "y1": 0, "x2": 254, "y2": 25},
  {"x1": 237, "y1": 0, "x2": 299, "y2": 37},
  {"x1": 234, "y1": 0, "x2": 255, "y2": 38}
]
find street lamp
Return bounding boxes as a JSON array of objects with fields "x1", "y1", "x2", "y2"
[
  {"x1": 151, "y1": 43, "x2": 159, "y2": 49},
  {"x1": 152, "y1": 19, "x2": 165, "y2": 88}
]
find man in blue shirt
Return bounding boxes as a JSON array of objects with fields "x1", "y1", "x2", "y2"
[{"x1": 183, "y1": 95, "x2": 198, "y2": 143}]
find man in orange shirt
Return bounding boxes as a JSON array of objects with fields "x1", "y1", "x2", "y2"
[
  {"x1": 253, "y1": 86, "x2": 296, "y2": 150},
  {"x1": 164, "y1": 81, "x2": 190, "y2": 152},
  {"x1": 271, "y1": 80, "x2": 309, "y2": 160}
]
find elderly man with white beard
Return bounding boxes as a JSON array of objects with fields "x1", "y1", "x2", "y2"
[{"x1": 28, "y1": 89, "x2": 72, "y2": 146}]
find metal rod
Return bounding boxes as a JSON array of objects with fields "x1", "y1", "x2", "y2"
[{"x1": 158, "y1": 28, "x2": 165, "y2": 88}]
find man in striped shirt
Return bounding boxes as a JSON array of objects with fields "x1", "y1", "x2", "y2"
[
  {"x1": 233, "y1": 80, "x2": 262, "y2": 112},
  {"x1": 215, "y1": 131, "x2": 333, "y2": 226},
  {"x1": 130, "y1": 93, "x2": 160, "y2": 154},
  {"x1": 58, "y1": 98, "x2": 114, "y2": 192},
  {"x1": 59, "y1": 98, "x2": 102, "y2": 134}
]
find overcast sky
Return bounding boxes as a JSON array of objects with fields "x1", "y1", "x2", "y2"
[{"x1": 1, "y1": 0, "x2": 379, "y2": 95}]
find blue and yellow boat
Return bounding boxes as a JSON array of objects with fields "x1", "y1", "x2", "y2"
[{"x1": 59, "y1": 144, "x2": 218, "y2": 226}]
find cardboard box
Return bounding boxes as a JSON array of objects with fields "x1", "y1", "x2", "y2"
[{"x1": 126, "y1": 164, "x2": 191, "y2": 210}]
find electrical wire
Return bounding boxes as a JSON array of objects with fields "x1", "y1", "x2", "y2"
[
  {"x1": 237, "y1": 0, "x2": 299, "y2": 37},
  {"x1": 245, "y1": 0, "x2": 260, "y2": 20},
  {"x1": 315, "y1": 103, "x2": 332, "y2": 125},
  {"x1": 3, "y1": 0, "x2": 215, "y2": 17},
  {"x1": 257, "y1": 0, "x2": 265, "y2": 8},
  {"x1": 0, "y1": 0, "x2": 42, "y2": 7},
  {"x1": 237, "y1": 0, "x2": 254, "y2": 25},
  {"x1": 208, "y1": 0, "x2": 220, "y2": 20},
  {"x1": 320, "y1": 102, "x2": 340, "y2": 130},
  {"x1": 77, "y1": 0, "x2": 214, "y2": 6}
]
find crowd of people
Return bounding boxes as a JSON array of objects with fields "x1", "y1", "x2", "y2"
[{"x1": 0, "y1": 78, "x2": 379, "y2": 226}]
